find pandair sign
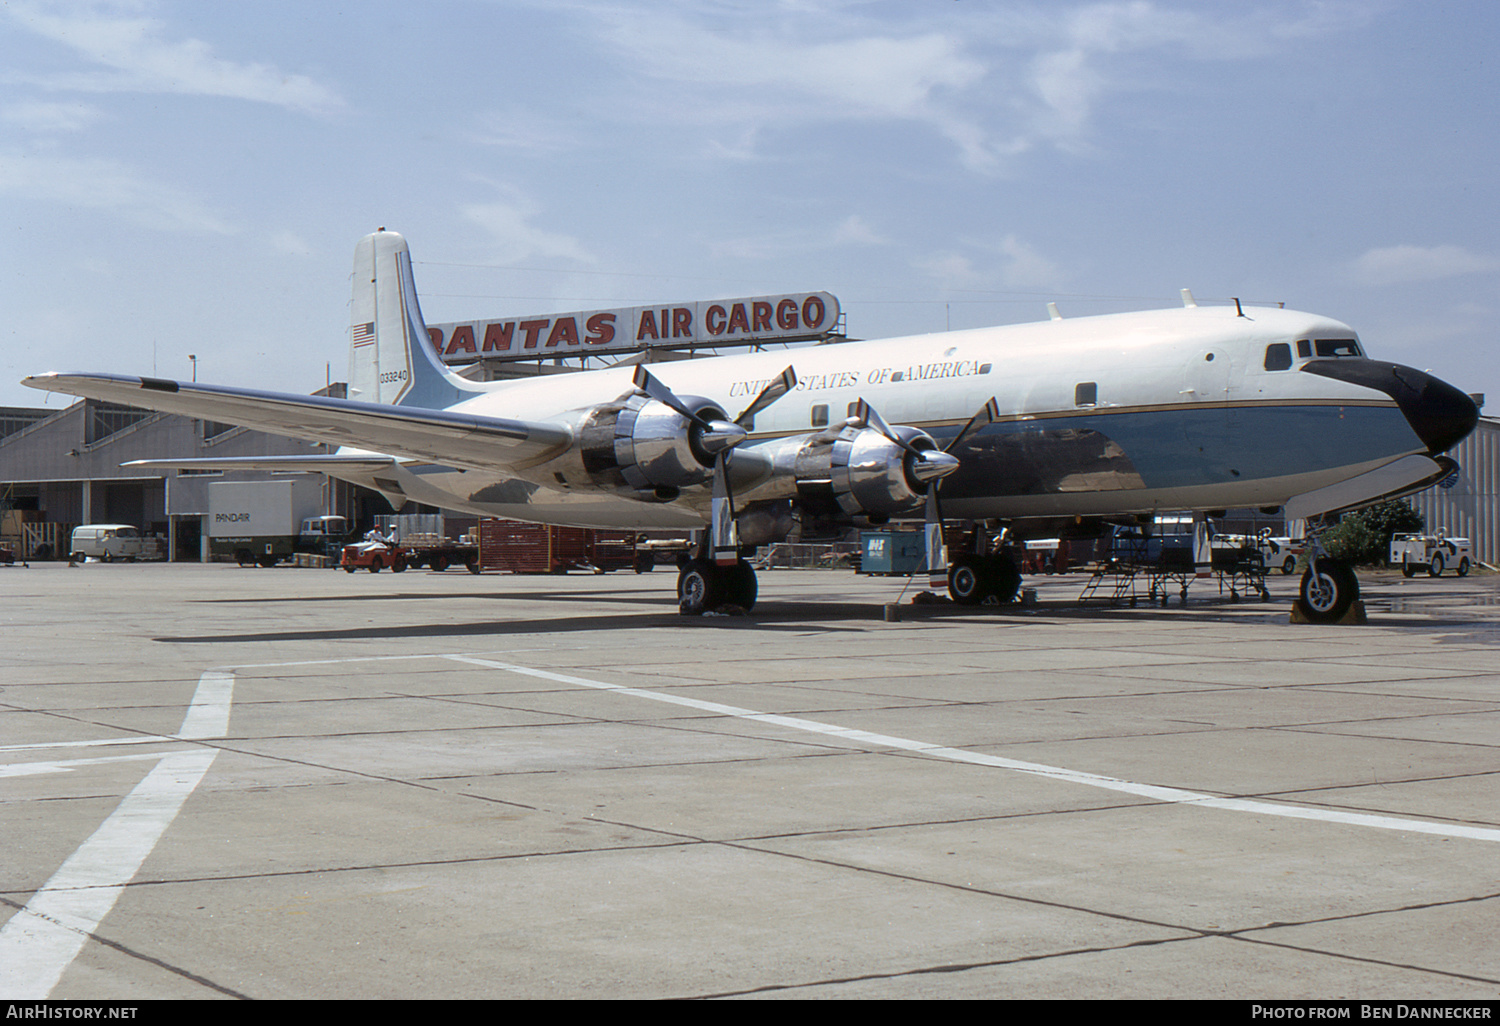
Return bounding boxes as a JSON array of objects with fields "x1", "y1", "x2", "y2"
[{"x1": 426, "y1": 292, "x2": 840, "y2": 364}]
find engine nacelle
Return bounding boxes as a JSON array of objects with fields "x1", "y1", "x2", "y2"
[
  {"x1": 577, "y1": 393, "x2": 730, "y2": 497},
  {"x1": 792, "y1": 425, "x2": 942, "y2": 517}
]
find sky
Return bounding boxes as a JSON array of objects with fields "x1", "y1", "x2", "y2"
[{"x1": 3, "y1": 0, "x2": 1498, "y2": 413}]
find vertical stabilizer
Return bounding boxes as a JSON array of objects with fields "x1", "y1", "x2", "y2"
[{"x1": 348, "y1": 229, "x2": 480, "y2": 408}]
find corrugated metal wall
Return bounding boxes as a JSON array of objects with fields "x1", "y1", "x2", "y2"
[{"x1": 1409, "y1": 417, "x2": 1500, "y2": 566}]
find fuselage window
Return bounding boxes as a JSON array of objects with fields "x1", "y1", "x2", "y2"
[
  {"x1": 1075, "y1": 382, "x2": 1097, "y2": 407},
  {"x1": 1264, "y1": 343, "x2": 1293, "y2": 371},
  {"x1": 810, "y1": 404, "x2": 829, "y2": 428},
  {"x1": 1296, "y1": 339, "x2": 1312, "y2": 358},
  {"x1": 1314, "y1": 338, "x2": 1362, "y2": 358}
]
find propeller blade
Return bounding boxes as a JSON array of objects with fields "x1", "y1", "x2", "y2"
[
  {"x1": 734, "y1": 366, "x2": 797, "y2": 428},
  {"x1": 632, "y1": 365, "x2": 710, "y2": 429},
  {"x1": 924, "y1": 487, "x2": 948, "y2": 590},
  {"x1": 852, "y1": 398, "x2": 923, "y2": 457},
  {"x1": 946, "y1": 397, "x2": 999, "y2": 453}
]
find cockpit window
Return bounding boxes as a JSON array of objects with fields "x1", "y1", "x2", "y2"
[
  {"x1": 1264, "y1": 343, "x2": 1293, "y2": 371},
  {"x1": 1313, "y1": 338, "x2": 1362, "y2": 358}
]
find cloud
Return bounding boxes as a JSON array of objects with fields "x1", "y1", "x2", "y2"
[
  {"x1": 0, "y1": 151, "x2": 236, "y2": 234},
  {"x1": 1, "y1": 100, "x2": 103, "y2": 133},
  {"x1": 5, "y1": 0, "x2": 342, "y2": 114},
  {"x1": 1350, "y1": 244, "x2": 1500, "y2": 286},
  {"x1": 915, "y1": 235, "x2": 1063, "y2": 292},
  {"x1": 572, "y1": 2, "x2": 1365, "y2": 172},
  {"x1": 461, "y1": 191, "x2": 594, "y2": 265}
]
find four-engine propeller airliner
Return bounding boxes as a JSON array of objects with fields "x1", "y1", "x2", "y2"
[{"x1": 23, "y1": 230, "x2": 1479, "y2": 620}]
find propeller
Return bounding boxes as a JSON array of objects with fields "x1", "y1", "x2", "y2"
[
  {"x1": 632, "y1": 364, "x2": 797, "y2": 565},
  {"x1": 918, "y1": 397, "x2": 999, "y2": 589}
]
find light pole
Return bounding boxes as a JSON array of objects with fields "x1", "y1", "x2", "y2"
[{"x1": 188, "y1": 354, "x2": 197, "y2": 382}]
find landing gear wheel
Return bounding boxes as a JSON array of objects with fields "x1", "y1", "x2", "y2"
[
  {"x1": 677, "y1": 558, "x2": 722, "y2": 616},
  {"x1": 723, "y1": 560, "x2": 757, "y2": 611},
  {"x1": 948, "y1": 558, "x2": 985, "y2": 605},
  {"x1": 948, "y1": 555, "x2": 1021, "y2": 606},
  {"x1": 1296, "y1": 560, "x2": 1359, "y2": 623},
  {"x1": 1428, "y1": 553, "x2": 1445, "y2": 577}
]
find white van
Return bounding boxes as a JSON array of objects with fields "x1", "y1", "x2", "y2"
[{"x1": 70, "y1": 524, "x2": 160, "y2": 562}]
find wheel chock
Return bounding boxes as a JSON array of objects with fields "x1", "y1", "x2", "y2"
[{"x1": 1289, "y1": 599, "x2": 1367, "y2": 625}]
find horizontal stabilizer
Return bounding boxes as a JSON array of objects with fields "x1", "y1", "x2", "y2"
[{"x1": 22, "y1": 373, "x2": 572, "y2": 472}]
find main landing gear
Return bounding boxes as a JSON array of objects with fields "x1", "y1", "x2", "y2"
[
  {"x1": 947, "y1": 553, "x2": 1022, "y2": 606},
  {"x1": 677, "y1": 556, "x2": 758, "y2": 615}
]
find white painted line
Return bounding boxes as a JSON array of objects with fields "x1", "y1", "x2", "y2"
[
  {"x1": 175, "y1": 669, "x2": 234, "y2": 740},
  {"x1": 0, "y1": 749, "x2": 218, "y2": 998},
  {"x1": 1, "y1": 736, "x2": 180, "y2": 752},
  {"x1": 0, "y1": 754, "x2": 168, "y2": 778},
  {"x1": 445, "y1": 655, "x2": 1500, "y2": 845},
  {"x1": 0, "y1": 669, "x2": 233, "y2": 998}
]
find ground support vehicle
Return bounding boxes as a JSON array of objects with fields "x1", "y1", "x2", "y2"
[
  {"x1": 0, "y1": 543, "x2": 15, "y2": 565},
  {"x1": 340, "y1": 540, "x2": 408, "y2": 573},
  {"x1": 1391, "y1": 532, "x2": 1472, "y2": 577},
  {"x1": 632, "y1": 535, "x2": 692, "y2": 573},
  {"x1": 1258, "y1": 534, "x2": 1306, "y2": 575},
  {"x1": 209, "y1": 479, "x2": 327, "y2": 567},
  {"x1": 369, "y1": 514, "x2": 479, "y2": 572}
]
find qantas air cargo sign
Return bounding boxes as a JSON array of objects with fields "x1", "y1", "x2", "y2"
[{"x1": 426, "y1": 292, "x2": 840, "y2": 364}]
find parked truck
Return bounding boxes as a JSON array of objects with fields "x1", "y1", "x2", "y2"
[{"x1": 208, "y1": 479, "x2": 330, "y2": 566}]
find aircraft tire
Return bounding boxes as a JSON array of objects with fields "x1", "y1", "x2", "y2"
[
  {"x1": 1428, "y1": 553, "x2": 1444, "y2": 577},
  {"x1": 677, "y1": 558, "x2": 722, "y2": 616},
  {"x1": 986, "y1": 555, "x2": 1022, "y2": 604},
  {"x1": 723, "y1": 560, "x2": 757, "y2": 612},
  {"x1": 948, "y1": 558, "x2": 984, "y2": 605},
  {"x1": 1296, "y1": 560, "x2": 1359, "y2": 623}
]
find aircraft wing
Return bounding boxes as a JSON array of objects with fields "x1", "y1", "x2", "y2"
[
  {"x1": 22, "y1": 373, "x2": 573, "y2": 471},
  {"x1": 121, "y1": 455, "x2": 402, "y2": 473}
]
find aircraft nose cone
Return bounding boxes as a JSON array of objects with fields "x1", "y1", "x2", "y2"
[{"x1": 1300, "y1": 359, "x2": 1479, "y2": 454}]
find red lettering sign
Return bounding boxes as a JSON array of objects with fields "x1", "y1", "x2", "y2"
[
  {"x1": 802, "y1": 295, "x2": 826, "y2": 328},
  {"x1": 586, "y1": 312, "x2": 615, "y2": 345},
  {"x1": 546, "y1": 317, "x2": 579, "y2": 347},
  {"x1": 637, "y1": 310, "x2": 660, "y2": 341},
  {"x1": 706, "y1": 305, "x2": 726, "y2": 335},
  {"x1": 519, "y1": 319, "x2": 549, "y2": 349},
  {"x1": 483, "y1": 322, "x2": 514, "y2": 352},
  {"x1": 444, "y1": 324, "x2": 476, "y2": 356},
  {"x1": 752, "y1": 302, "x2": 771, "y2": 332}
]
